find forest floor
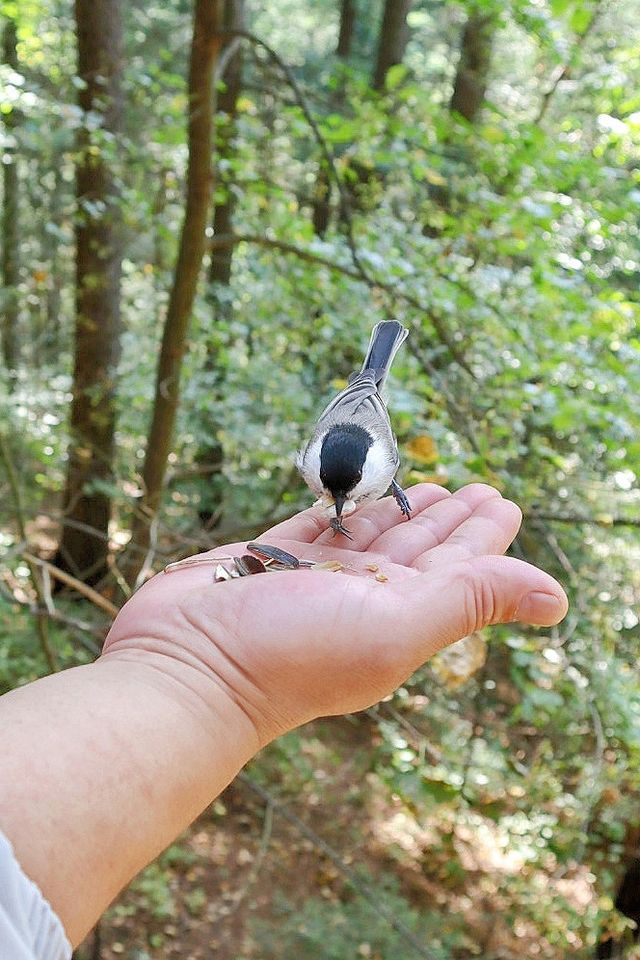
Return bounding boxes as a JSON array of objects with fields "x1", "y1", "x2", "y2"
[{"x1": 74, "y1": 715, "x2": 594, "y2": 960}]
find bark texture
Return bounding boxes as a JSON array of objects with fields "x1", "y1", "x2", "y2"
[
  {"x1": 197, "y1": 0, "x2": 245, "y2": 529},
  {"x1": 336, "y1": 0, "x2": 356, "y2": 59},
  {"x1": 44, "y1": 165, "x2": 64, "y2": 359},
  {"x1": 2, "y1": 19, "x2": 20, "y2": 376},
  {"x1": 372, "y1": 0, "x2": 412, "y2": 90},
  {"x1": 449, "y1": 12, "x2": 493, "y2": 123},
  {"x1": 127, "y1": 0, "x2": 224, "y2": 578},
  {"x1": 596, "y1": 823, "x2": 640, "y2": 958},
  {"x1": 56, "y1": 0, "x2": 123, "y2": 585},
  {"x1": 310, "y1": 0, "x2": 356, "y2": 237},
  {"x1": 208, "y1": 0, "x2": 244, "y2": 292}
]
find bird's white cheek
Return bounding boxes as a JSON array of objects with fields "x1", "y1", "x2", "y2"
[{"x1": 350, "y1": 443, "x2": 396, "y2": 502}]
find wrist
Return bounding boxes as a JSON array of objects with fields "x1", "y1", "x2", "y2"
[
  {"x1": 99, "y1": 640, "x2": 262, "y2": 767},
  {"x1": 103, "y1": 572, "x2": 290, "y2": 748}
]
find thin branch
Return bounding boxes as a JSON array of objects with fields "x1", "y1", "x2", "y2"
[
  {"x1": 528, "y1": 511, "x2": 640, "y2": 529},
  {"x1": 0, "y1": 431, "x2": 58, "y2": 671},
  {"x1": 218, "y1": 30, "x2": 473, "y2": 375},
  {"x1": 527, "y1": 520, "x2": 576, "y2": 578},
  {"x1": 38, "y1": 510, "x2": 174, "y2": 558},
  {"x1": 133, "y1": 513, "x2": 160, "y2": 590},
  {"x1": 215, "y1": 36, "x2": 241, "y2": 83},
  {"x1": 209, "y1": 231, "x2": 361, "y2": 278},
  {"x1": 218, "y1": 29, "x2": 369, "y2": 279},
  {"x1": 23, "y1": 553, "x2": 119, "y2": 617},
  {"x1": 47, "y1": 611, "x2": 104, "y2": 655},
  {"x1": 535, "y1": 2, "x2": 602, "y2": 123},
  {"x1": 107, "y1": 554, "x2": 132, "y2": 600},
  {"x1": 0, "y1": 576, "x2": 103, "y2": 657},
  {"x1": 209, "y1": 232, "x2": 474, "y2": 374},
  {"x1": 367, "y1": 704, "x2": 441, "y2": 765},
  {"x1": 237, "y1": 771, "x2": 441, "y2": 960},
  {"x1": 223, "y1": 793, "x2": 273, "y2": 917}
]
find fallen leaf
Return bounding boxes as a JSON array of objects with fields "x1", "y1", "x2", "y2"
[
  {"x1": 407, "y1": 469, "x2": 449, "y2": 486},
  {"x1": 406, "y1": 435, "x2": 438, "y2": 464},
  {"x1": 431, "y1": 633, "x2": 487, "y2": 687}
]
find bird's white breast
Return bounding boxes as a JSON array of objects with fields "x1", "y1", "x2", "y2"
[
  {"x1": 349, "y1": 440, "x2": 396, "y2": 502},
  {"x1": 297, "y1": 437, "x2": 324, "y2": 498}
]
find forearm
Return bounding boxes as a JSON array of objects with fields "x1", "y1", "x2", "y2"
[
  {"x1": 0, "y1": 485, "x2": 569, "y2": 950},
  {"x1": 0, "y1": 650, "x2": 259, "y2": 947}
]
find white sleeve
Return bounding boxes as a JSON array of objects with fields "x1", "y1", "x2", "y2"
[{"x1": 0, "y1": 831, "x2": 71, "y2": 960}]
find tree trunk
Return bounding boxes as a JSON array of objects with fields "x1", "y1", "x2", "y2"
[
  {"x1": 595, "y1": 823, "x2": 640, "y2": 958},
  {"x1": 420, "y1": 11, "x2": 494, "y2": 241},
  {"x1": 2, "y1": 18, "x2": 20, "y2": 379},
  {"x1": 311, "y1": 166, "x2": 331, "y2": 238},
  {"x1": 197, "y1": 0, "x2": 245, "y2": 529},
  {"x1": 449, "y1": 12, "x2": 493, "y2": 123},
  {"x1": 44, "y1": 164, "x2": 64, "y2": 361},
  {"x1": 310, "y1": 0, "x2": 356, "y2": 237},
  {"x1": 372, "y1": 0, "x2": 412, "y2": 90},
  {"x1": 55, "y1": 0, "x2": 123, "y2": 586},
  {"x1": 336, "y1": 0, "x2": 356, "y2": 59},
  {"x1": 208, "y1": 0, "x2": 244, "y2": 292},
  {"x1": 126, "y1": 0, "x2": 224, "y2": 581}
]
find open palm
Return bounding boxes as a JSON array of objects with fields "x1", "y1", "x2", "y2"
[{"x1": 105, "y1": 483, "x2": 568, "y2": 746}]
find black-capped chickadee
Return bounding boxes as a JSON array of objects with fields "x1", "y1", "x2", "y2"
[{"x1": 297, "y1": 320, "x2": 412, "y2": 538}]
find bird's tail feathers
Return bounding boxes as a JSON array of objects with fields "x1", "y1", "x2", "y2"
[{"x1": 359, "y1": 320, "x2": 409, "y2": 389}]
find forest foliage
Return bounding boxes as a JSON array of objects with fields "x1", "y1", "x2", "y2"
[{"x1": 0, "y1": 0, "x2": 639, "y2": 957}]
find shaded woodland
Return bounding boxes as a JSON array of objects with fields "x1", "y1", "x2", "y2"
[{"x1": 0, "y1": 0, "x2": 639, "y2": 957}]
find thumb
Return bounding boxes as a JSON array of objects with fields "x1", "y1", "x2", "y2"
[{"x1": 396, "y1": 555, "x2": 568, "y2": 659}]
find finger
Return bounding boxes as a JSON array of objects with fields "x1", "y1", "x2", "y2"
[
  {"x1": 380, "y1": 555, "x2": 568, "y2": 670},
  {"x1": 312, "y1": 483, "x2": 451, "y2": 551},
  {"x1": 261, "y1": 506, "x2": 330, "y2": 543},
  {"x1": 371, "y1": 482, "x2": 501, "y2": 564},
  {"x1": 413, "y1": 497, "x2": 522, "y2": 571}
]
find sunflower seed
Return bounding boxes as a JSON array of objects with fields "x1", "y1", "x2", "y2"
[
  {"x1": 214, "y1": 564, "x2": 234, "y2": 582},
  {"x1": 234, "y1": 555, "x2": 267, "y2": 576},
  {"x1": 247, "y1": 542, "x2": 300, "y2": 569}
]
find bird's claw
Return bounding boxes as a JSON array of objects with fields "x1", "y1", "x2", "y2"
[
  {"x1": 391, "y1": 479, "x2": 412, "y2": 519},
  {"x1": 329, "y1": 517, "x2": 354, "y2": 540}
]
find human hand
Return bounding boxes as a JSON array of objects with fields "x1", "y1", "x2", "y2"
[{"x1": 104, "y1": 483, "x2": 567, "y2": 746}]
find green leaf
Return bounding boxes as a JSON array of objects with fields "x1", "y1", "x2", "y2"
[
  {"x1": 385, "y1": 64, "x2": 408, "y2": 91},
  {"x1": 570, "y1": 5, "x2": 593, "y2": 33},
  {"x1": 420, "y1": 777, "x2": 461, "y2": 803}
]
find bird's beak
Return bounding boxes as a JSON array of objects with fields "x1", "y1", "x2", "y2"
[{"x1": 334, "y1": 494, "x2": 346, "y2": 519}]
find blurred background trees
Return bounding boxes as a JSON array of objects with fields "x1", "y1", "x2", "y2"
[{"x1": 0, "y1": 0, "x2": 638, "y2": 956}]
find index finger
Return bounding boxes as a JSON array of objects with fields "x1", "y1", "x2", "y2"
[{"x1": 261, "y1": 505, "x2": 331, "y2": 543}]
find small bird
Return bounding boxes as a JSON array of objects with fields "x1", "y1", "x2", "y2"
[{"x1": 297, "y1": 320, "x2": 412, "y2": 538}]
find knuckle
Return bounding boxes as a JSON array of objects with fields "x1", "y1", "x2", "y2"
[{"x1": 459, "y1": 563, "x2": 498, "y2": 631}]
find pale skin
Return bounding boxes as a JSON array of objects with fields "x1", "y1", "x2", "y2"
[{"x1": 0, "y1": 482, "x2": 568, "y2": 947}]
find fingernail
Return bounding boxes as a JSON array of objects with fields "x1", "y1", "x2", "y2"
[{"x1": 516, "y1": 591, "x2": 566, "y2": 625}]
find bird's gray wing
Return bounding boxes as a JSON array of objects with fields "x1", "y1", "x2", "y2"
[
  {"x1": 316, "y1": 372, "x2": 387, "y2": 424},
  {"x1": 316, "y1": 373, "x2": 399, "y2": 466}
]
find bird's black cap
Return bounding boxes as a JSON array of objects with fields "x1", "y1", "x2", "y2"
[{"x1": 320, "y1": 424, "x2": 372, "y2": 501}]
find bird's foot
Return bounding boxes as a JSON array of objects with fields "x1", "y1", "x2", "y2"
[
  {"x1": 329, "y1": 517, "x2": 355, "y2": 540},
  {"x1": 391, "y1": 479, "x2": 412, "y2": 519}
]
